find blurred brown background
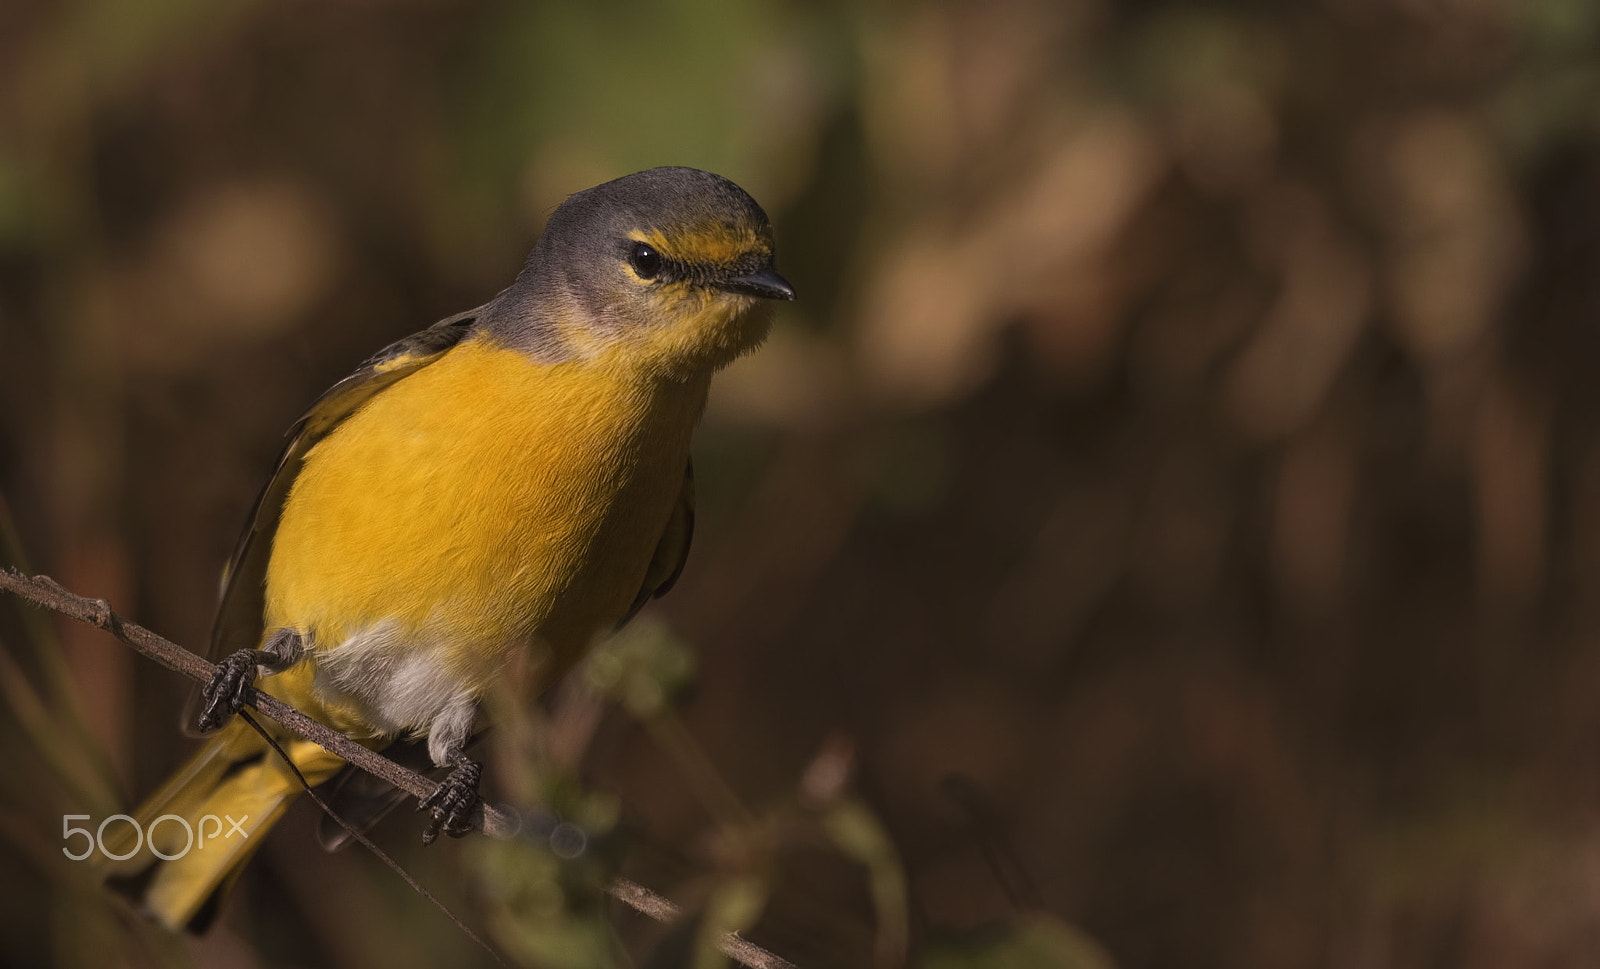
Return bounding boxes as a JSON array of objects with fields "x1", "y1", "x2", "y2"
[{"x1": 4, "y1": 0, "x2": 1600, "y2": 967}]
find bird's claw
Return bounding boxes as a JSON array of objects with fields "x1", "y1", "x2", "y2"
[
  {"x1": 198, "y1": 650, "x2": 258, "y2": 732},
  {"x1": 419, "y1": 759, "x2": 482, "y2": 846}
]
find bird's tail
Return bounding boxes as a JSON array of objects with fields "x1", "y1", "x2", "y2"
[{"x1": 100, "y1": 717, "x2": 345, "y2": 931}]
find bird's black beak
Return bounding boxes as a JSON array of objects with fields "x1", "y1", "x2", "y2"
[{"x1": 721, "y1": 268, "x2": 796, "y2": 301}]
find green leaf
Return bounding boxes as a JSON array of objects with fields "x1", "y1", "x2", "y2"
[
  {"x1": 693, "y1": 873, "x2": 770, "y2": 969},
  {"x1": 583, "y1": 618, "x2": 696, "y2": 719},
  {"x1": 820, "y1": 799, "x2": 909, "y2": 967}
]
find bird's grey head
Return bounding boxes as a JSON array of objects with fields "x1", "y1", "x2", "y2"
[{"x1": 483, "y1": 167, "x2": 795, "y2": 375}]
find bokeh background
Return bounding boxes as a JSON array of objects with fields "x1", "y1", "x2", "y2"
[{"x1": 4, "y1": 0, "x2": 1600, "y2": 966}]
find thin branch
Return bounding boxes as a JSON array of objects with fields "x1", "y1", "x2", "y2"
[
  {"x1": 608, "y1": 879, "x2": 798, "y2": 969},
  {"x1": 0, "y1": 568, "x2": 484, "y2": 828},
  {"x1": 0, "y1": 567, "x2": 798, "y2": 969}
]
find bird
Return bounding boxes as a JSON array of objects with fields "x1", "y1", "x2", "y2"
[{"x1": 104, "y1": 166, "x2": 794, "y2": 931}]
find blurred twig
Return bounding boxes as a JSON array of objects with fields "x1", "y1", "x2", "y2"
[{"x1": 0, "y1": 568, "x2": 799, "y2": 969}]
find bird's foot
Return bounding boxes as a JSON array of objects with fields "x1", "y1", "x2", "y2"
[
  {"x1": 197, "y1": 649, "x2": 259, "y2": 732},
  {"x1": 419, "y1": 757, "x2": 482, "y2": 846}
]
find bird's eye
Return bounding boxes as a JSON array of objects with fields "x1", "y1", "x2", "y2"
[{"x1": 629, "y1": 243, "x2": 662, "y2": 279}]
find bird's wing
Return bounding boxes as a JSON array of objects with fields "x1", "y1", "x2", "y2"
[
  {"x1": 316, "y1": 735, "x2": 449, "y2": 851},
  {"x1": 621, "y1": 458, "x2": 696, "y2": 626},
  {"x1": 206, "y1": 309, "x2": 481, "y2": 664}
]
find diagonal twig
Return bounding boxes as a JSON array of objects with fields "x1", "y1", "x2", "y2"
[
  {"x1": 0, "y1": 567, "x2": 489, "y2": 829},
  {"x1": 0, "y1": 567, "x2": 797, "y2": 969}
]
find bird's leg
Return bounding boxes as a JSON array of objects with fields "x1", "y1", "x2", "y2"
[
  {"x1": 416, "y1": 694, "x2": 482, "y2": 844},
  {"x1": 197, "y1": 628, "x2": 304, "y2": 732},
  {"x1": 418, "y1": 752, "x2": 482, "y2": 846}
]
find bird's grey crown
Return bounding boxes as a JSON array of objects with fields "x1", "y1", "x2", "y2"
[
  {"x1": 478, "y1": 167, "x2": 778, "y2": 355},
  {"x1": 549, "y1": 166, "x2": 771, "y2": 244}
]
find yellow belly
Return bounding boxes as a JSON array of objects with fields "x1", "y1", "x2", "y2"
[{"x1": 263, "y1": 335, "x2": 707, "y2": 736}]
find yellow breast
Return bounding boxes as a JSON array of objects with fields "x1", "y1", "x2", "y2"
[{"x1": 264, "y1": 335, "x2": 707, "y2": 719}]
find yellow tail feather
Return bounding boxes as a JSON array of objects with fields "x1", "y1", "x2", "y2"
[{"x1": 102, "y1": 719, "x2": 345, "y2": 931}]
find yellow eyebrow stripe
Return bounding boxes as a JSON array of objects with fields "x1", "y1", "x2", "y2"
[{"x1": 629, "y1": 226, "x2": 763, "y2": 266}]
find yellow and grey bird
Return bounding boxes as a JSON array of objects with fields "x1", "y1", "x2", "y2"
[{"x1": 108, "y1": 167, "x2": 794, "y2": 930}]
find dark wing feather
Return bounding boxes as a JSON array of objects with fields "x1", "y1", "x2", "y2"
[
  {"x1": 315, "y1": 737, "x2": 445, "y2": 850},
  {"x1": 206, "y1": 309, "x2": 480, "y2": 664},
  {"x1": 621, "y1": 458, "x2": 696, "y2": 626}
]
